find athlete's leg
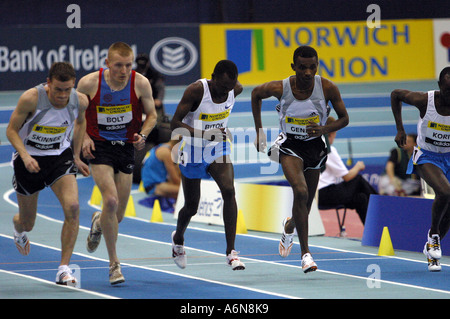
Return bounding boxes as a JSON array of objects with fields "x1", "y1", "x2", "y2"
[
  {"x1": 90, "y1": 164, "x2": 120, "y2": 265},
  {"x1": 209, "y1": 156, "x2": 237, "y2": 255},
  {"x1": 439, "y1": 209, "x2": 450, "y2": 239},
  {"x1": 173, "y1": 175, "x2": 201, "y2": 245},
  {"x1": 415, "y1": 163, "x2": 450, "y2": 236},
  {"x1": 113, "y1": 171, "x2": 133, "y2": 224},
  {"x1": 280, "y1": 154, "x2": 311, "y2": 256},
  {"x1": 304, "y1": 169, "x2": 321, "y2": 214},
  {"x1": 51, "y1": 174, "x2": 80, "y2": 266},
  {"x1": 13, "y1": 192, "x2": 39, "y2": 233}
]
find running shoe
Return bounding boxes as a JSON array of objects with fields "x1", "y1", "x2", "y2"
[
  {"x1": 226, "y1": 250, "x2": 246, "y2": 271},
  {"x1": 423, "y1": 243, "x2": 441, "y2": 272},
  {"x1": 55, "y1": 266, "x2": 77, "y2": 287},
  {"x1": 172, "y1": 231, "x2": 186, "y2": 269},
  {"x1": 109, "y1": 262, "x2": 125, "y2": 285},
  {"x1": 425, "y1": 232, "x2": 442, "y2": 260},
  {"x1": 86, "y1": 211, "x2": 102, "y2": 253},
  {"x1": 301, "y1": 253, "x2": 318, "y2": 273},
  {"x1": 279, "y1": 217, "x2": 294, "y2": 257},
  {"x1": 14, "y1": 232, "x2": 30, "y2": 256}
]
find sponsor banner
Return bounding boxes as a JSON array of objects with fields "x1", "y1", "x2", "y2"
[
  {"x1": 174, "y1": 180, "x2": 325, "y2": 235},
  {"x1": 200, "y1": 19, "x2": 434, "y2": 84},
  {"x1": 433, "y1": 19, "x2": 450, "y2": 78},
  {"x1": 0, "y1": 26, "x2": 200, "y2": 90}
]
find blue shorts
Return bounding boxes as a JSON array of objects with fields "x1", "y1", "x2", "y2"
[
  {"x1": 178, "y1": 139, "x2": 232, "y2": 179},
  {"x1": 407, "y1": 146, "x2": 450, "y2": 180}
]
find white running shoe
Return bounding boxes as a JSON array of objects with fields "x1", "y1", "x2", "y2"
[
  {"x1": 55, "y1": 265, "x2": 77, "y2": 287},
  {"x1": 226, "y1": 250, "x2": 245, "y2": 271},
  {"x1": 301, "y1": 253, "x2": 318, "y2": 273},
  {"x1": 172, "y1": 231, "x2": 186, "y2": 269},
  {"x1": 279, "y1": 217, "x2": 294, "y2": 258},
  {"x1": 423, "y1": 243, "x2": 441, "y2": 272},
  {"x1": 86, "y1": 211, "x2": 102, "y2": 253},
  {"x1": 14, "y1": 231, "x2": 30, "y2": 256},
  {"x1": 425, "y1": 232, "x2": 442, "y2": 260}
]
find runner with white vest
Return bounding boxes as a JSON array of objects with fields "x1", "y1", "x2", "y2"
[
  {"x1": 251, "y1": 46, "x2": 349, "y2": 273},
  {"x1": 170, "y1": 60, "x2": 245, "y2": 270},
  {"x1": 6, "y1": 62, "x2": 89, "y2": 286},
  {"x1": 391, "y1": 66, "x2": 450, "y2": 272}
]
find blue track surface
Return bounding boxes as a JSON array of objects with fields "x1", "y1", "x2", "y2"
[
  {"x1": 1, "y1": 86, "x2": 449, "y2": 303},
  {"x1": 1, "y1": 176, "x2": 449, "y2": 300}
]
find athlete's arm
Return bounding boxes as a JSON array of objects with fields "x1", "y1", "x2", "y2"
[
  {"x1": 170, "y1": 81, "x2": 205, "y2": 138},
  {"x1": 73, "y1": 92, "x2": 90, "y2": 176},
  {"x1": 6, "y1": 88, "x2": 41, "y2": 173},
  {"x1": 227, "y1": 81, "x2": 243, "y2": 142},
  {"x1": 135, "y1": 73, "x2": 157, "y2": 150},
  {"x1": 76, "y1": 72, "x2": 99, "y2": 159},
  {"x1": 234, "y1": 80, "x2": 243, "y2": 97},
  {"x1": 251, "y1": 80, "x2": 283, "y2": 152},
  {"x1": 319, "y1": 77, "x2": 349, "y2": 136},
  {"x1": 76, "y1": 72, "x2": 99, "y2": 98},
  {"x1": 391, "y1": 89, "x2": 428, "y2": 116},
  {"x1": 391, "y1": 89, "x2": 427, "y2": 147}
]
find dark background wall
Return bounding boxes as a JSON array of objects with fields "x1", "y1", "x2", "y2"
[{"x1": 1, "y1": 0, "x2": 448, "y2": 26}]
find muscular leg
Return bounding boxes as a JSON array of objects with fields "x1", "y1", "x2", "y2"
[
  {"x1": 114, "y1": 171, "x2": 133, "y2": 224},
  {"x1": 209, "y1": 156, "x2": 237, "y2": 255},
  {"x1": 280, "y1": 154, "x2": 319, "y2": 256},
  {"x1": 173, "y1": 175, "x2": 201, "y2": 245},
  {"x1": 13, "y1": 192, "x2": 39, "y2": 233},
  {"x1": 91, "y1": 164, "x2": 120, "y2": 266},
  {"x1": 51, "y1": 174, "x2": 80, "y2": 266},
  {"x1": 304, "y1": 169, "x2": 321, "y2": 213},
  {"x1": 440, "y1": 209, "x2": 450, "y2": 239},
  {"x1": 416, "y1": 163, "x2": 450, "y2": 237}
]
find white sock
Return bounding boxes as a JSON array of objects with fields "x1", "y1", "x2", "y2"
[
  {"x1": 58, "y1": 265, "x2": 71, "y2": 272},
  {"x1": 14, "y1": 230, "x2": 26, "y2": 237}
]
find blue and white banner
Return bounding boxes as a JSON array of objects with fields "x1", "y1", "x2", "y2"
[{"x1": 0, "y1": 25, "x2": 200, "y2": 90}]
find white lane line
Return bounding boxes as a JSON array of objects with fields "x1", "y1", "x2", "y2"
[{"x1": 3, "y1": 186, "x2": 450, "y2": 297}]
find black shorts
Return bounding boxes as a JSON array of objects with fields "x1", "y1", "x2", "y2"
[
  {"x1": 12, "y1": 148, "x2": 77, "y2": 195},
  {"x1": 268, "y1": 133, "x2": 327, "y2": 170},
  {"x1": 89, "y1": 140, "x2": 135, "y2": 174}
]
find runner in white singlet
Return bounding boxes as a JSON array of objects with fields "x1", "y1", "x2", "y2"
[
  {"x1": 7, "y1": 62, "x2": 89, "y2": 286},
  {"x1": 251, "y1": 46, "x2": 349, "y2": 273},
  {"x1": 170, "y1": 60, "x2": 246, "y2": 271},
  {"x1": 391, "y1": 66, "x2": 450, "y2": 272}
]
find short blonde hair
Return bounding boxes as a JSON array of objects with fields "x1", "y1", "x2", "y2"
[{"x1": 108, "y1": 42, "x2": 133, "y2": 60}]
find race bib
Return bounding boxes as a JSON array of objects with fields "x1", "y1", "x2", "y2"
[
  {"x1": 285, "y1": 115, "x2": 320, "y2": 140},
  {"x1": 27, "y1": 125, "x2": 67, "y2": 150},
  {"x1": 97, "y1": 104, "x2": 132, "y2": 131},
  {"x1": 425, "y1": 121, "x2": 450, "y2": 147},
  {"x1": 198, "y1": 109, "x2": 231, "y2": 130}
]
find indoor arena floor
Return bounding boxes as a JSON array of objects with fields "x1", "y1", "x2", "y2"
[{"x1": 1, "y1": 84, "x2": 449, "y2": 302}]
